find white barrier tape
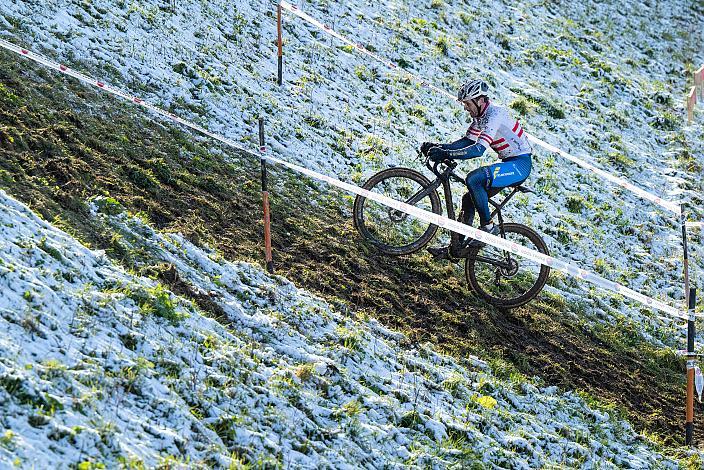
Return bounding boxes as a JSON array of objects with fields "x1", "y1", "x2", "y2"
[
  {"x1": 279, "y1": 1, "x2": 681, "y2": 215},
  {"x1": 0, "y1": 39, "x2": 232, "y2": 152},
  {"x1": 525, "y1": 136, "x2": 681, "y2": 213},
  {"x1": 0, "y1": 38, "x2": 689, "y2": 320},
  {"x1": 677, "y1": 351, "x2": 704, "y2": 357},
  {"x1": 268, "y1": 156, "x2": 686, "y2": 319}
]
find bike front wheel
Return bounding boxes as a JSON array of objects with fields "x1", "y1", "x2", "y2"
[
  {"x1": 465, "y1": 223, "x2": 550, "y2": 308},
  {"x1": 353, "y1": 167, "x2": 442, "y2": 256}
]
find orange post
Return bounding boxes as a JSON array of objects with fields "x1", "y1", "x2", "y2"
[
  {"x1": 277, "y1": 4, "x2": 283, "y2": 85},
  {"x1": 262, "y1": 192, "x2": 274, "y2": 272},
  {"x1": 259, "y1": 118, "x2": 274, "y2": 273},
  {"x1": 682, "y1": 204, "x2": 695, "y2": 445},
  {"x1": 687, "y1": 360, "x2": 695, "y2": 444},
  {"x1": 686, "y1": 288, "x2": 697, "y2": 445}
]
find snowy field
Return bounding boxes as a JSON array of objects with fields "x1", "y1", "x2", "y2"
[
  {"x1": 0, "y1": 0, "x2": 704, "y2": 465},
  {"x1": 0, "y1": 189, "x2": 682, "y2": 467},
  {"x1": 0, "y1": 0, "x2": 702, "y2": 349}
]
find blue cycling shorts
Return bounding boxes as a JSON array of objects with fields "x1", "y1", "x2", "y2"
[{"x1": 487, "y1": 154, "x2": 532, "y2": 189}]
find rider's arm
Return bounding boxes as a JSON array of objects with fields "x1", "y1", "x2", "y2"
[
  {"x1": 430, "y1": 137, "x2": 486, "y2": 161},
  {"x1": 438, "y1": 136, "x2": 476, "y2": 150}
]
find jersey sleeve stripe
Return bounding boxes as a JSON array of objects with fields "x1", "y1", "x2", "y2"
[
  {"x1": 494, "y1": 143, "x2": 510, "y2": 151},
  {"x1": 512, "y1": 120, "x2": 520, "y2": 132},
  {"x1": 479, "y1": 134, "x2": 493, "y2": 144},
  {"x1": 517, "y1": 128, "x2": 524, "y2": 138}
]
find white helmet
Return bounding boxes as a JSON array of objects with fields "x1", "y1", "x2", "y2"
[{"x1": 457, "y1": 79, "x2": 489, "y2": 102}]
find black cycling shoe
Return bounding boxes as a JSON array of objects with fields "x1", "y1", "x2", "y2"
[
  {"x1": 466, "y1": 223, "x2": 500, "y2": 248},
  {"x1": 427, "y1": 246, "x2": 451, "y2": 261}
]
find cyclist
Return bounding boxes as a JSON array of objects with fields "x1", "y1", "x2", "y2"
[{"x1": 422, "y1": 79, "x2": 533, "y2": 260}]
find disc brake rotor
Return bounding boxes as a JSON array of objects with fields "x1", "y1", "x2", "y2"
[
  {"x1": 499, "y1": 256, "x2": 520, "y2": 277},
  {"x1": 387, "y1": 208, "x2": 407, "y2": 223}
]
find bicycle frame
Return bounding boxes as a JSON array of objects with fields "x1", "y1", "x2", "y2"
[
  {"x1": 403, "y1": 156, "x2": 524, "y2": 268},
  {"x1": 404, "y1": 160, "x2": 463, "y2": 219}
]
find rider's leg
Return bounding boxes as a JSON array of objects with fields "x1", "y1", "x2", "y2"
[
  {"x1": 460, "y1": 192, "x2": 476, "y2": 226},
  {"x1": 428, "y1": 191, "x2": 478, "y2": 260},
  {"x1": 429, "y1": 155, "x2": 531, "y2": 260},
  {"x1": 449, "y1": 192, "x2": 476, "y2": 256},
  {"x1": 468, "y1": 155, "x2": 532, "y2": 225},
  {"x1": 465, "y1": 167, "x2": 493, "y2": 226}
]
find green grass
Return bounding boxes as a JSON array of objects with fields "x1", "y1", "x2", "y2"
[
  {"x1": 435, "y1": 35, "x2": 450, "y2": 55},
  {"x1": 509, "y1": 87, "x2": 565, "y2": 119},
  {"x1": 38, "y1": 236, "x2": 63, "y2": 262}
]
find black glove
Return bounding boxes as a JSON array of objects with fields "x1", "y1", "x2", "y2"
[
  {"x1": 428, "y1": 146, "x2": 447, "y2": 162},
  {"x1": 420, "y1": 141, "x2": 438, "y2": 156}
]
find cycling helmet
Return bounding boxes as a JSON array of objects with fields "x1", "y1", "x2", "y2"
[{"x1": 457, "y1": 79, "x2": 489, "y2": 102}]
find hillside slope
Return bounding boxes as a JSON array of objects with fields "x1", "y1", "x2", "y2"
[
  {"x1": 0, "y1": 188, "x2": 685, "y2": 468},
  {"x1": 2, "y1": 0, "x2": 701, "y2": 330},
  {"x1": 0, "y1": 54, "x2": 693, "y2": 448},
  {"x1": 0, "y1": 0, "x2": 703, "y2": 452}
]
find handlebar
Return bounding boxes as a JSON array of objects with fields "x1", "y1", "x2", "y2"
[{"x1": 418, "y1": 150, "x2": 457, "y2": 176}]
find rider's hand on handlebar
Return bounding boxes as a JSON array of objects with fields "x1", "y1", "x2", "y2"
[
  {"x1": 420, "y1": 141, "x2": 438, "y2": 156},
  {"x1": 428, "y1": 146, "x2": 447, "y2": 162}
]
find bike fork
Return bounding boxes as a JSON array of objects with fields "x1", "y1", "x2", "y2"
[
  {"x1": 405, "y1": 179, "x2": 442, "y2": 206},
  {"x1": 388, "y1": 179, "x2": 442, "y2": 221}
]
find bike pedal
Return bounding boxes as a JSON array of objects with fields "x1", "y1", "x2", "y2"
[
  {"x1": 427, "y1": 246, "x2": 449, "y2": 260},
  {"x1": 465, "y1": 238, "x2": 486, "y2": 249}
]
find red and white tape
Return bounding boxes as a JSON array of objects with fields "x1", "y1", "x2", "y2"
[
  {"x1": 279, "y1": 1, "x2": 682, "y2": 215},
  {"x1": 273, "y1": 157, "x2": 687, "y2": 319},
  {"x1": 0, "y1": 38, "x2": 689, "y2": 319},
  {"x1": 526, "y1": 135, "x2": 679, "y2": 212}
]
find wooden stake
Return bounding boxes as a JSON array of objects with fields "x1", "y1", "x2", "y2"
[
  {"x1": 687, "y1": 288, "x2": 697, "y2": 445},
  {"x1": 682, "y1": 204, "x2": 694, "y2": 445},
  {"x1": 696, "y1": 67, "x2": 704, "y2": 101},
  {"x1": 687, "y1": 86, "x2": 696, "y2": 124},
  {"x1": 277, "y1": 4, "x2": 283, "y2": 86},
  {"x1": 260, "y1": 118, "x2": 274, "y2": 274}
]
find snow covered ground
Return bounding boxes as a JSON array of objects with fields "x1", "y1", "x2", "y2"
[
  {"x1": 1, "y1": 0, "x2": 702, "y2": 349},
  {"x1": 0, "y1": 189, "x2": 682, "y2": 468},
  {"x1": 1, "y1": 0, "x2": 704, "y2": 464}
]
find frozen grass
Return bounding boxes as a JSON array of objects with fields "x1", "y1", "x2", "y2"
[{"x1": 0, "y1": 189, "x2": 688, "y2": 468}]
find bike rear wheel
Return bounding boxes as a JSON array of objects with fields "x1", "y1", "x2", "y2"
[
  {"x1": 353, "y1": 167, "x2": 442, "y2": 256},
  {"x1": 465, "y1": 223, "x2": 550, "y2": 308}
]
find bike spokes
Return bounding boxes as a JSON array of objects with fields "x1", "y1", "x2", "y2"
[
  {"x1": 361, "y1": 176, "x2": 436, "y2": 250},
  {"x1": 475, "y1": 248, "x2": 539, "y2": 297},
  {"x1": 466, "y1": 223, "x2": 550, "y2": 308}
]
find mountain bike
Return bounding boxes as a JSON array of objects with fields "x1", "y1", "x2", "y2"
[{"x1": 352, "y1": 154, "x2": 550, "y2": 308}]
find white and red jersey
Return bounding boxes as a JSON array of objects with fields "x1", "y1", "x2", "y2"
[{"x1": 465, "y1": 101, "x2": 532, "y2": 159}]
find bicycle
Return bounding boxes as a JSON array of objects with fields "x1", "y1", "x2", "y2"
[{"x1": 352, "y1": 153, "x2": 550, "y2": 308}]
